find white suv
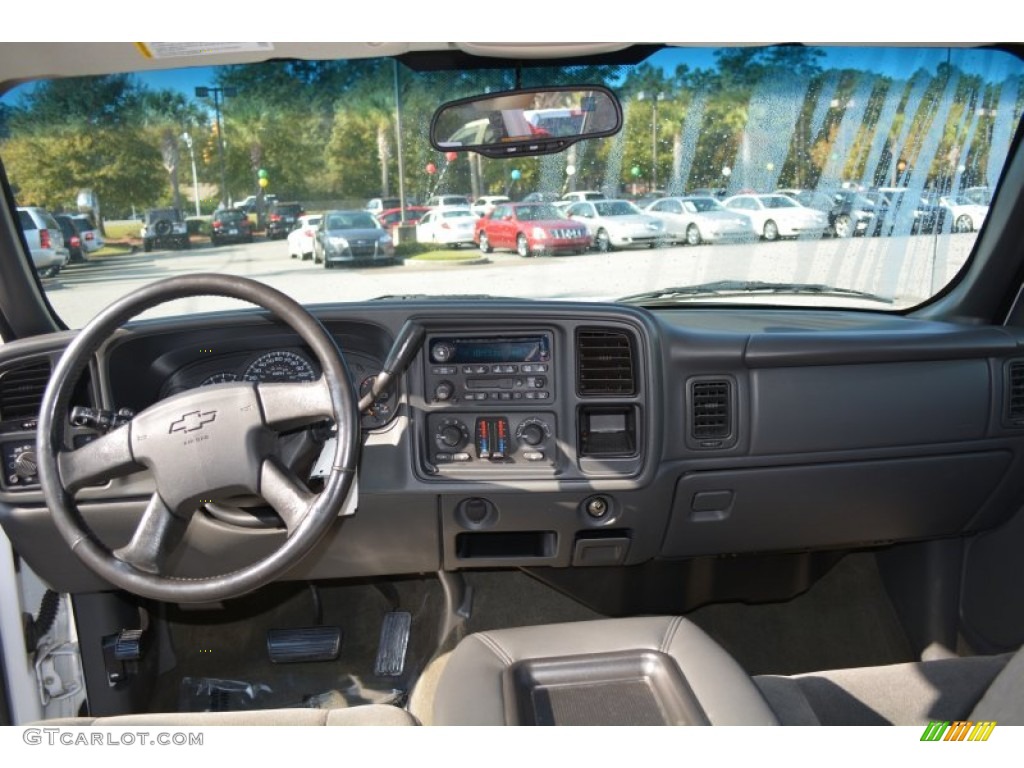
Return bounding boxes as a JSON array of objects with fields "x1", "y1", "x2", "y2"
[{"x1": 16, "y1": 207, "x2": 68, "y2": 277}]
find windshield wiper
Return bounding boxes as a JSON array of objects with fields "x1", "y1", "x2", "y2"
[{"x1": 618, "y1": 280, "x2": 893, "y2": 306}]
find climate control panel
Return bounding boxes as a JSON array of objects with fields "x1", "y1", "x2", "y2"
[{"x1": 426, "y1": 412, "x2": 557, "y2": 472}]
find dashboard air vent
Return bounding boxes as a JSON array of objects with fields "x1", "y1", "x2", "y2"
[
  {"x1": 690, "y1": 379, "x2": 732, "y2": 444},
  {"x1": 576, "y1": 328, "x2": 636, "y2": 396},
  {"x1": 1007, "y1": 360, "x2": 1024, "y2": 425},
  {"x1": 0, "y1": 359, "x2": 51, "y2": 422}
]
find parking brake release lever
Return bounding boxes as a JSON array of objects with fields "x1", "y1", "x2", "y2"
[{"x1": 358, "y1": 320, "x2": 425, "y2": 413}]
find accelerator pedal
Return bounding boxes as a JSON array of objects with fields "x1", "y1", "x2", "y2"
[
  {"x1": 374, "y1": 611, "x2": 412, "y2": 677},
  {"x1": 267, "y1": 626, "x2": 342, "y2": 663}
]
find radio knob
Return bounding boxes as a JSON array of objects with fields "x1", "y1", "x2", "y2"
[
  {"x1": 431, "y1": 342, "x2": 454, "y2": 363},
  {"x1": 13, "y1": 448, "x2": 38, "y2": 479},
  {"x1": 519, "y1": 423, "x2": 545, "y2": 447},
  {"x1": 434, "y1": 380, "x2": 455, "y2": 402}
]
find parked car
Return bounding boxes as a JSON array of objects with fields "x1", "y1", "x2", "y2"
[
  {"x1": 69, "y1": 214, "x2": 104, "y2": 254},
  {"x1": 426, "y1": 194, "x2": 472, "y2": 209},
  {"x1": 416, "y1": 207, "x2": 477, "y2": 247},
  {"x1": 238, "y1": 194, "x2": 278, "y2": 213},
  {"x1": 561, "y1": 189, "x2": 606, "y2": 203},
  {"x1": 828, "y1": 190, "x2": 886, "y2": 238},
  {"x1": 53, "y1": 214, "x2": 85, "y2": 264},
  {"x1": 565, "y1": 198, "x2": 667, "y2": 251},
  {"x1": 377, "y1": 206, "x2": 430, "y2": 230},
  {"x1": 286, "y1": 214, "x2": 322, "y2": 260},
  {"x1": 520, "y1": 191, "x2": 561, "y2": 203},
  {"x1": 16, "y1": 206, "x2": 67, "y2": 276},
  {"x1": 140, "y1": 208, "x2": 190, "y2": 251},
  {"x1": 644, "y1": 196, "x2": 755, "y2": 245},
  {"x1": 632, "y1": 190, "x2": 667, "y2": 209},
  {"x1": 470, "y1": 195, "x2": 510, "y2": 217},
  {"x1": 723, "y1": 193, "x2": 829, "y2": 240},
  {"x1": 475, "y1": 202, "x2": 590, "y2": 257},
  {"x1": 939, "y1": 194, "x2": 989, "y2": 233},
  {"x1": 364, "y1": 197, "x2": 402, "y2": 215},
  {"x1": 313, "y1": 209, "x2": 396, "y2": 267},
  {"x1": 210, "y1": 209, "x2": 254, "y2": 246},
  {"x1": 265, "y1": 202, "x2": 304, "y2": 240},
  {"x1": 876, "y1": 188, "x2": 946, "y2": 235},
  {"x1": 775, "y1": 188, "x2": 835, "y2": 213}
]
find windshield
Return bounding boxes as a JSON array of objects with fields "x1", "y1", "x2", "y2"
[
  {"x1": 684, "y1": 197, "x2": 725, "y2": 213},
  {"x1": 594, "y1": 200, "x2": 642, "y2": 216},
  {"x1": 325, "y1": 212, "x2": 381, "y2": 230},
  {"x1": 3, "y1": 45, "x2": 1023, "y2": 324},
  {"x1": 517, "y1": 204, "x2": 564, "y2": 221}
]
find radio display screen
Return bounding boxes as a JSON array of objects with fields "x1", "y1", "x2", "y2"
[{"x1": 434, "y1": 336, "x2": 550, "y2": 364}]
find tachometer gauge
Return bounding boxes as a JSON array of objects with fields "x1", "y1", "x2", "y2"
[
  {"x1": 243, "y1": 350, "x2": 316, "y2": 383},
  {"x1": 200, "y1": 372, "x2": 240, "y2": 386},
  {"x1": 359, "y1": 375, "x2": 394, "y2": 428}
]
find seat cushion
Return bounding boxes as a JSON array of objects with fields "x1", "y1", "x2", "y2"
[
  {"x1": 755, "y1": 652, "x2": 1015, "y2": 725},
  {"x1": 43, "y1": 704, "x2": 419, "y2": 726},
  {"x1": 429, "y1": 616, "x2": 778, "y2": 725}
]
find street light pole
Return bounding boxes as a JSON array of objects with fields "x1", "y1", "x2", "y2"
[
  {"x1": 638, "y1": 91, "x2": 666, "y2": 191},
  {"x1": 195, "y1": 85, "x2": 236, "y2": 209},
  {"x1": 181, "y1": 132, "x2": 201, "y2": 217}
]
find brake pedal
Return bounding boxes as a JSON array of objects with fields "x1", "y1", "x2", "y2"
[
  {"x1": 374, "y1": 611, "x2": 411, "y2": 677},
  {"x1": 266, "y1": 626, "x2": 342, "y2": 663}
]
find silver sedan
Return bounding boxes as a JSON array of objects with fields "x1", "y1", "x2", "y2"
[
  {"x1": 565, "y1": 199, "x2": 667, "y2": 251},
  {"x1": 645, "y1": 196, "x2": 755, "y2": 245}
]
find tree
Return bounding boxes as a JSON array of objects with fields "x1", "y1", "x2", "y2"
[{"x1": 2, "y1": 127, "x2": 164, "y2": 212}]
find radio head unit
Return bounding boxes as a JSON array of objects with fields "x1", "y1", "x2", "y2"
[
  {"x1": 429, "y1": 335, "x2": 550, "y2": 365},
  {"x1": 425, "y1": 333, "x2": 554, "y2": 405}
]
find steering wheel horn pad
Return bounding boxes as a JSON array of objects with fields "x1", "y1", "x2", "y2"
[{"x1": 37, "y1": 274, "x2": 359, "y2": 603}]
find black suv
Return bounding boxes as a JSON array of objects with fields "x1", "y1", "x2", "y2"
[
  {"x1": 141, "y1": 208, "x2": 190, "y2": 251},
  {"x1": 266, "y1": 202, "x2": 303, "y2": 239}
]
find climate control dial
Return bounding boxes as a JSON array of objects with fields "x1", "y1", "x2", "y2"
[{"x1": 434, "y1": 418, "x2": 469, "y2": 451}]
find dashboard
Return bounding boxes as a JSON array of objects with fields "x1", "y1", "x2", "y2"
[{"x1": 3, "y1": 300, "x2": 1024, "y2": 605}]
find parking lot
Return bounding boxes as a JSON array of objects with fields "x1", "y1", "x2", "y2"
[{"x1": 43, "y1": 232, "x2": 976, "y2": 328}]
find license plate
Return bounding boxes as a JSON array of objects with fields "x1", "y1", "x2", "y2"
[{"x1": 227, "y1": 228, "x2": 237, "y2": 234}]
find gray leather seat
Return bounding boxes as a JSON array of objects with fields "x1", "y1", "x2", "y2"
[
  {"x1": 426, "y1": 615, "x2": 1024, "y2": 726},
  {"x1": 44, "y1": 705, "x2": 418, "y2": 726},
  {"x1": 427, "y1": 616, "x2": 779, "y2": 725},
  {"x1": 755, "y1": 646, "x2": 1024, "y2": 725}
]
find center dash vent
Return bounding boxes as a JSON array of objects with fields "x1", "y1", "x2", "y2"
[
  {"x1": 689, "y1": 378, "x2": 734, "y2": 448},
  {"x1": 0, "y1": 359, "x2": 52, "y2": 423},
  {"x1": 576, "y1": 328, "x2": 636, "y2": 396},
  {"x1": 1006, "y1": 359, "x2": 1024, "y2": 426}
]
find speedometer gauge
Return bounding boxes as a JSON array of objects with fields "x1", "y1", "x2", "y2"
[
  {"x1": 200, "y1": 372, "x2": 240, "y2": 386},
  {"x1": 243, "y1": 350, "x2": 316, "y2": 382}
]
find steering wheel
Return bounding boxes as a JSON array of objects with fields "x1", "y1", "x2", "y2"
[{"x1": 36, "y1": 274, "x2": 359, "y2": 603}]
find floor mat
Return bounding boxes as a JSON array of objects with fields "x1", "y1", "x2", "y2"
[
  {"x1": 149, "y1": 576, "x2": 443, "y2": 713},
  {"x1": 685, "y1": 552, "x2": 914, "y2": 676}
]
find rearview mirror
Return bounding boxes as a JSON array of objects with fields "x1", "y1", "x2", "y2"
[{"x1": 430, "y1": 86, "x2": 622, "y2": 159}]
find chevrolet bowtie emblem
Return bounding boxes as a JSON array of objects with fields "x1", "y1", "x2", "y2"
[{"x1": 169, "y1": 410, "x2": 217, "y2": 434}]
